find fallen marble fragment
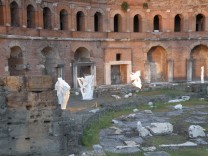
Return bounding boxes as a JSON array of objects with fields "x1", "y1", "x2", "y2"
[
  {"x1": 111, "y1": 95, "x2": 121, "y2": 99},
  {"x1": 116, "y1": 144, "x2": 140, "y2": 149},
  {"x1": 168, "y1": 96, "x2": 190, "y2": 103},
  {"x1": 174, "y1": 104, "x2": 182, "y2": 110},
  {"x1": 159, "y1": 141, "x2": 197, "y2": 147},
  {"x1": 133, "y1": 108, "x2": 139, "y2": 112},
  {"x1": 142, "y1": 146, "x2": 156, "y2": 152},
  {"x1": 147, "y1": 122, "x2": 173, "y2": 135},
  {"x1": 188, "y1": 125, "x2": 206, "y2": 138},
  {"x1": 89, "y1": 108, "x2": 100, "y2": 113}
]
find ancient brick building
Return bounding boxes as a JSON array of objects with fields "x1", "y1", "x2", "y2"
[{"x1": 0, "y1": 0, "x2": 208, "y2": 87}]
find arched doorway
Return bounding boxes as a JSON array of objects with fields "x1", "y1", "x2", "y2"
[
  {"x1": 60, "y1": 9, "x2": 68, "y2": 30},
  {"x1": 72, "y1": 47, "x2": 96, "y2": 88},
  {"x1": 8, "y1": 46, "x2": 24, "y2": 76},
  {"x1": 147, "y1": 46, "x2": 168, "y2": 82},
  {"x1": 191, "y1": 45, "x2": 208, "y2": 81},
  {"x1": 94, "y1": 12, "x2": 103, "y2": 32},
  {"x1": 27, "y1": 4, "x2": 35, "y2": 28},
  {"x1": 10, "y1": 1, "x2": 19, "y2": 27},
  {"x1": 76, "y1": 11, "x2": 85, "y2": 31},
  {"x1": 41, "y1": 47, "x2": 58, "y2": 79},
  {"x1": 114, "y1": 14, "x2": 122, "y2": 32},
  {"x1": 43, "y1": 7, "x2": 51, "y2": 29}
]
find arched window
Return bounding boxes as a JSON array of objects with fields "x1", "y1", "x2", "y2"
[
  {"x1": 153, "y1": 15, "x2": 162, "y2": 32},
  {"x1": 27, "y1": 5, "x2": 35, "y2": 28},
  {"x1": 76, "y1": 11, "x2": 85, "y2": 31},
  {"x1": 60, "y1": 9, "x2": 68, "y2": 30},
  {"x1": 43, "y1": 7, "x2": 51, "y2": 29},
  {"x1": 8, "y1": 46, "x2": 24, "y2": 76},
  {"x1": 114, "y1": 14, "x2": 122, "y2": 32},
  {"x1": 94, "y1": 12, "x2": 103, "y2": 32},
  {"x1": 174, "y1": 14, "x2": 183, "y2": 32},
  {"x1": 133, "y1": 14, "x2": 142, "y2": 32},
  {"x1": 196, "y1": 14, "x2": 205, "y2": 31},
  {"x1": 10, "y1": 1, "x2": 19, "y2": 27},
  {"x1": 0, "y1": 0, "x2": 4, "y2": 25}
]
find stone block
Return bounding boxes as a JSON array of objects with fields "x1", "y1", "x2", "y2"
[
  {"x1": 6, "y1": 108, "x2": 29, "y2": 122},
  {"x1": 4, "y1": 76, "x2": 24, "y2": 92},
  {"x1": 38, "y1": 90, "x2": 57, "y2": 103},
  {"x1": 26, "y1": 76, "x2": 53, "y2": 91},
  {"x1": 7, "y1": 92, "x2": 27, "y2": 108},
  {"x1": 30, "y1": 138, "x2": 60, "y2": 153},
  {"x1": 0, "y1": 77, "x2": 4, "y2": 86}
]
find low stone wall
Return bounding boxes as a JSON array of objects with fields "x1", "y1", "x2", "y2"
[{"x1": 0, "y1": 76, "x2": 81, "y2": 156}]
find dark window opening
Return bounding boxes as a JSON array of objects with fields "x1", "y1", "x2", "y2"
[
  {"x1": 174, "y1": 14, "x2": 181, "y2": 32},
  {"x1": 0, "y1": 0, "x2": 4, "y2": 25},
  {"x1": 196, "y1": 14, "x2": 205, "y2": 31},
  {"x1": 94, "y1": 12, "x2": 103, "y2": 32},
  {"x1": 10, "y1": 1, "x2": 19, "y2": 27},
  {"x1": 154, "y1": 15, "x2": 159, "y2": 31},
  {"x1": 114, "y1": 14, "x2": 119, "y2": 32},
  {"x1": 27, "y1": 5, "x2": 35, "y2": 28},
  {"x1": 94, "y1": 13, "x2": 99, "y2": 32},
  {"x1": 43, "y1": 7, "x2": 51, "y2": 29},
  {"x1": 76, "y1": 11, "x2": 84, "y2": 31},
  {"x1": 134, "y1": 15, "x2": 139, "y2": 32},
  {"x1": 116, "y1": 53, "x2": 121, "y2": 61},
  {"x1": 60, "y1": 9, "x2": 68, "y2": 30}
]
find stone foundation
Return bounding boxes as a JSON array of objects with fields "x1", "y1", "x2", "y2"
[{"x1": 0, "y1": 76, "x2": 80, "y2": 155}]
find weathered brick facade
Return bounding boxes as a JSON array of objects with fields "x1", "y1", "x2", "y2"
[{"x1": 0, "y1": 0, "x2": 208, "y2": 87}]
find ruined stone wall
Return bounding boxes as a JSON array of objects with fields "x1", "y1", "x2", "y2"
[{"x1": 0, "y1": 76, "x2": 82, "y2": 155}]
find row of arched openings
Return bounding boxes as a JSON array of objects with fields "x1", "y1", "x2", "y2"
[
  {"x1": 0, "y1": 1, "x2": 206, "y2": 32},
  {"x1": 147, "y1": 45, "x2": 208, "y2": 82}
]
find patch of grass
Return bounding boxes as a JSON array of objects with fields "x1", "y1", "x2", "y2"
[
  {"x1": 182, "y1": 98, "x2": 208, "y2": 106},
  {"x1": 143, "y1": 135, "x2": 187, "y2": 147},
  {"x1": 168, "y1": 147, "x2": 208, "y2": 156},
  {"x1": 82, "y1": 108, "x2": 135, "y2": 147}
]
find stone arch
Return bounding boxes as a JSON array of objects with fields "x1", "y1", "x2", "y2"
[
  {"x1": 0, "y1": 0, "x2": 4, "y2": 25},
  {"x1": 174, "y1": 14, "x2": 184, "y2": 32},
  {"x1": 133, "y1": 14, "x2": 142, "y2": 32},
  {"x1": 60, "y1": 9, "x2": 68, "y2": 30},
  {"x1": 43, "y1": 7, "x2": 52, "y2": 29},
  {"x1": 153, "y1": 15, "x2": 162, "y2": 32},
  {"x1": 190, "y1": 45, "x2": 208, "y2": 80},
  {"x1": 147, "y1": 46, "x2": 168, "y2": 82},
  {"x1": 8, "y1": 46, "x2": 24, "y2": 76},
  {"x1": 114, "y1": 14, "x2": 122, "y2": 32},
  {"x1": 40, "y1": 46, "x2": 59, "y2": 79},
  {"x1": 76, "y1": 11, "x2": 85, "y2": 31},
  {"x1": 74, "y1": 47, "x2": 91, "y2": 62},
  {"x1": 72, "y1": 47, "x2": 96, "y2": 88},
  {"x1": 10, "y1": 1, "x2": 20, "y2": 27},
  {"x1": 94, "y1": 12, "x2": 103, "y2": 32},
  {"x1": 90, "y1": 8, "x2": 105, "y2": 16},
  {"x1": 27, "y1": 4, "x2": 35, "y2": 28},
  {"x1": 25, "y1": 0, "x2": 37, "y2": 10},
  {"x1": 196, "y1": 13, "x2": 205, "y2": 31}
]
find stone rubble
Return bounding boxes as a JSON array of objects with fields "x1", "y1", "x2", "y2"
[{"x1": 188, "y1": 125, "x2": 206, "y2": 138}]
